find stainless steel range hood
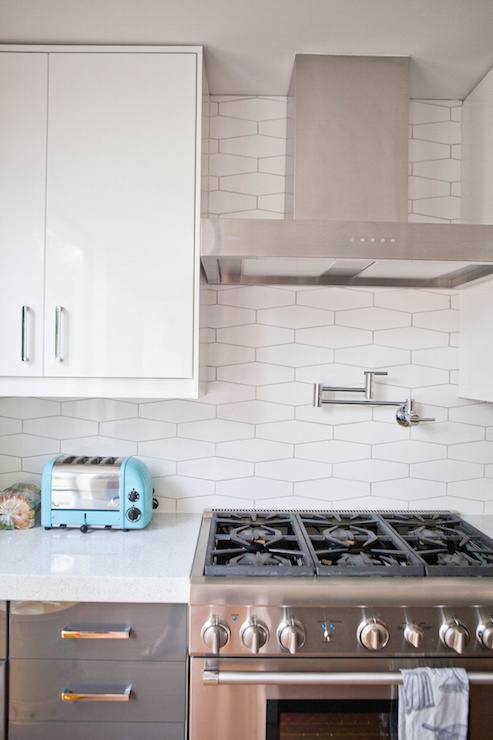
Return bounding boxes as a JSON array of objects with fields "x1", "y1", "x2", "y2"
[{"x1": 201, "y1": 55, "x2": 493, "y2": 288}]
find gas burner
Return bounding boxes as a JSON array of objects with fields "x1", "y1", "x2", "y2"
[
  {"x1": 337, "y1": 552, "x2": 389, "y2": 567},
  {"x1": 203, "y1": 511, "x2": 314, "y2": 576},
  {"x1": 437, "y1": 552, "x2": 473, "y2": 567},
  {"x1": 413, "y1": 526, "x2": 447, "y2": 545},
  {"x1": 380, "y1": 511, "x2": 493, "y2": 576},
  {"x1": 229, "y1": 551, "x2": 294, "y2": 567},
  {"x1": 299, "y1": 512, "x2": 425, "y2": 576},
  {"x1": 322, "y1": 526, "x2": 378, "y2": 548},
  {"x1": 230, "y1": 524, "x2": 283, "y2": 550}
]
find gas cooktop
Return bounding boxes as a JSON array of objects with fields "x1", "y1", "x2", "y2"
[{"x1": 203, "y1": 510, "x2": 493, "y2": 577}]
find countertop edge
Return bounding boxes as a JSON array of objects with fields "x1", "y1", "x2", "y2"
[{"x1": 0, "y1": 575, "x2": 191, "y2": 604}]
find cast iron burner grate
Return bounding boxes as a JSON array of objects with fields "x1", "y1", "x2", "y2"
[
  {"x1": 203, "y1": 511, "x2": 314, "y2": 576},
  {"x1": 380, "y1": 512, "x2": 493, "y2": 576},
  {"x1": 298, "y1": 512, "x2": 425, "y2": 577},
  {"x1": 202, "y1": 510, "x2": 493, "y2": 577}
]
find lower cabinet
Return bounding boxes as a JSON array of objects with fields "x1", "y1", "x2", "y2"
[
  {"x1": 10, "y1": 660, "x2": 185, "y2": 723},
  {"x1": 9, "y1": 601, "x2": 187, "y2": 661},
  {"x1": 9, "y1": 722, "x2": 184, "y2": 740},
  {"x1": 8, "y1": 602, "x2": 187, "y2": 739}
]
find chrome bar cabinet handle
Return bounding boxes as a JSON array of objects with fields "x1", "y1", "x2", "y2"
[
  {"x1": 21, "y1": 305, "x2": 29, "y2": 362},
  {"x1": 203, "y1": 670, "x2": 493, "y2": 686},
  {"x1": 55, "y1": 305, "x2": 63, "y2": 362},
  {"x1": 61, "y1": 625, "x2": 131, "y2": 640},
  {"x1": 61, "y1": 684, "x2": 132, "y2": 702}
]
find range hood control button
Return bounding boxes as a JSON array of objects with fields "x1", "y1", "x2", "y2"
[
  {"x1": 477, "y1": 621, "x2": 493, "y2": 650},
  {"x1": 201, "y1": 616, "x2": 230, "y2": 654},
  {"x1": 358, "y1": 619, "x2": 389, "y2": 651},
  {"x1": 440, "y1": 620, "x2": 469, "y2": 654},
  {"x1": 404, "y1": 624, "x2": 424, "y2": 649},
  {"x1": 240, "y1": 618, "x2": 269, "y2": 654},
  {"x1": 278, "y1": 619, "x2": 305, "y2": 655}
]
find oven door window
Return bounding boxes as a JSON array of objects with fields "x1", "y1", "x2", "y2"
[{"x1": 267, "y1": 699, "x2": 398, "y2": 740}]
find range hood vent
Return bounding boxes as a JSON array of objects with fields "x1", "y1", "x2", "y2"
[{"x1": 201, "y1": 55, "x2": 493, "y2": 288}]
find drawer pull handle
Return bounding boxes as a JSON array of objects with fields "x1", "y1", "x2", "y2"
[
  {"x1": 61, "y1": 625, "x2": 131, "y2": 640},
  {"x1": 61, "y1": 685, "x2": 132, "y2": 702}
]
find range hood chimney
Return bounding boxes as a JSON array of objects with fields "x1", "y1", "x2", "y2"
[
  {"x1": 288, "y1": 55, "x2": 408, "y2": 222},
  {"x1": 201, "y1": 55, "x2": 493, "y2": 288}
]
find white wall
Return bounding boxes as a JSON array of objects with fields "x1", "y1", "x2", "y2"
[{"x1": 2, "y1": 96, "x2": 492, "y2": 515}]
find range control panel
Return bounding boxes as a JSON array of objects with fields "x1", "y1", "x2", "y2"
[{"x1": 190, "y1": 605, "x2": 493, "y2": 658}]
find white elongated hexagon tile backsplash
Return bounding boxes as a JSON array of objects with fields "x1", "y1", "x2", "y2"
[{"x1": 2, "y1": 96, "x2": 492, "y2": 514}]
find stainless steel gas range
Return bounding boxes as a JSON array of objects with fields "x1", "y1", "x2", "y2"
[{"x1": 189, "y1": 510, "x2": 493, "y2": 740}]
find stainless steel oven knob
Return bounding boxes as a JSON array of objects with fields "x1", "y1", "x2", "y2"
[
  {"x1": 404, "y1": 623, "x2": 424, "y2": 649},
  {"x1": 357, "y1": 619, "x2": 389, "y2": 651},
  {"x1": 477, "y1": 621, "x2": 493, "y2": 650},
  {"x1": 440, "y1": 620, "x2": 469, "y2": 654},
  {"x1": 240, "y1": 618, "x2": 269, "y2": 654},
  {"x1": 201, "y1": 616, "x2": 230, "y2": 654},
  {"x1": 277, "y1": 619, "x2": 305, "y2": 655}
]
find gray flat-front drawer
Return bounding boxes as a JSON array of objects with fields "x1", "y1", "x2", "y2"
[
  {"x1": 9, "y1": 722, "x2": 184, "y2": 740},
  {"x1": 10, "y1": 601, "x2": 186, "y2": 660},
  {"x1": 10, "y1": 659, "x2": 186, "y2": 723},
  {"x1": 0, "y1": 603, "x2": 6, "y2": 659}
]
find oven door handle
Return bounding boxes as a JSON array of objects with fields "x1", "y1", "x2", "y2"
[{"x1": 203, "y1": 670, "x2": 493, "y2": 686}]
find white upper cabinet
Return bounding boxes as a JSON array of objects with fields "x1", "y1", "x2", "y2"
[
  {"x1": 0, "y1": 46, "x2": 202, "y2": 397},
  {"x1": 45, "y1": 52, "x2": 197, "y2": 379},
  {"x1": 0, "y1": 53, "x2": 47, "y2": 377},
  {"x1": 459, "y1": 67, "x2": 493, "y2": 402},
  {"x1": 462, "y1": 67, "x2": 493, "y2": 224},
  {"x1": 460, "y1": 282, "x2": 493, "y2": 402}
]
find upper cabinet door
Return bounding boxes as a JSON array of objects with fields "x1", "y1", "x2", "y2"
[
  {"x1": 44, "y1": 52, "x2": 197, "y2": 378},
  {"x1": 0, "y1": 53, "x2": 47, "y2": 376},
  {"x1": 459, "y1": 281, "x2": 493, "y2": 402}
]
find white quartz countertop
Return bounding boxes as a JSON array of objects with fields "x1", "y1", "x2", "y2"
[
  {"x1": 463, "y1": 514, "x2": 493, "y2": 539},
  {"x1": 0, "y1": 513, "x2": 202, "y2": 603}
]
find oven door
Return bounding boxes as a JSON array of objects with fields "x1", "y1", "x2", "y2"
[{"x1": 190, "y1": 657, "x2": 493, "y2": 740}]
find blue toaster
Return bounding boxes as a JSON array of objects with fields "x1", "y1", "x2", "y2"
[{"x1": 41, "y1": 455, "x2": 156, "y2": 532}]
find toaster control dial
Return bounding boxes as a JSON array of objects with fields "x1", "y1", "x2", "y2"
[
  {"x1": 358, "y1": 619, "x2": 389, "y2": 651},
  {"x1": 128, "y1": 489, "x2": 140, "y2": 502},
  {"x1": 126, "y1": 506, "x2": 141, "y2": 522}
]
